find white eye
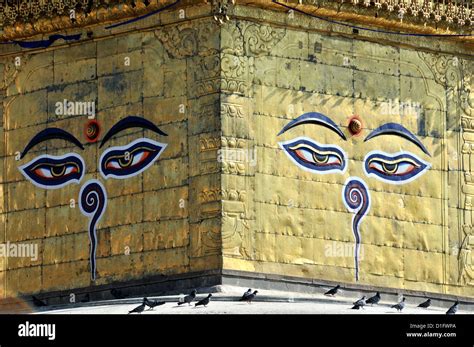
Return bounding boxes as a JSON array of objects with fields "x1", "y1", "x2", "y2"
[
  {"x1": 131, "y1": 151, "x2": 146, "y2": 166},
  {"x1": 396, "y1": 163, "x2": 415, "y2": 175},
  {"x1": 297, "y1": 149, "x2": 314, "y2": 162},
  {"x1": 107, "y1": 161, "x2": 121, "y2": 169},
  {"x1": 38, "y1": 168, "x2": 53, "y2": 178},
  {"x1": 369, "y1": 162, "x2": 384, "y2": 172},
  {"x1": 64, "y1": 166, "x2": 75, "y2": 175}
]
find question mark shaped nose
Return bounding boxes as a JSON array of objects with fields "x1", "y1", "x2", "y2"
[
  {"x1": 79, "y1": 179, "x2": 107, "y2": 281},
  {"x1": 342, "y1": 177, "x2": 371, "y2": 281}
]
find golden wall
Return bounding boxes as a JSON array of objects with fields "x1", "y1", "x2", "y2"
[
  {"x1": 0, "y1": 7, "x2": 223, "y2": 299},
  {"x1": 0, "y1": 2, "x2": 473, "y2": 299},
  {"x1": 218, "y1": 6, "x2": 474, "y2": 298}
]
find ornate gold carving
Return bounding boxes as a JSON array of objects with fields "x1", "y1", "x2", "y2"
[
  {"x1": 460, "y1": 61, "x2": 474, "y2": 119},
  {"x1": 221, "y1": 102, "x2": 244, "y2": 118},
  {"x1": 240, "y1": 22, "x2": 286, "y2": 57},
  {"x1": 221, "y1": 54, "x2": 248, "y2": 95},
  {"x1": 221, "y1": 23, "x2": 243, "y2": 56},
  {"x1": 155, "y1": 20, "x2": 219, "y2": 59},
  {"x1": 298, "y1": 0, "x2": 473, "y2": 28},
  {"x1": 453, "y1": 56, "x2": 474, "y2": 285},
  {"x1": 199, "y1": 135, "x2": 220, "y2": 152},
  {"x1": 0, "y1": 0, "x2": 472, "y2": 42},
  {"x1": 459, "y1": 227, "x2": 474, "y2": 285},
  {"x1": 222, "y1": 188, "x2": 246, "y2": 201},
  {"x1": 198, "y1": 188, "x2": 246, "y2": 202},
  {"x1": 220, "y1": 136, "x2": 250, "y2": 175},
  {"x1": 199, "y1": 188, "x2": 221, "y2": 203},
  {"x1": 221, "y1": 136, "x2": 245, "y2": 149},
  {"x1": 218, "y1": 188, "x2": 248, "y2": 257},
  {"x1": 192, "y1": 221, "x2": 221, "y2": 257},
  {"x1": 189, "y1": 55, "x2": 221, "y2": 98},
  {"x1": 0, "y1": 0, "x2": 167, "y2": 40},
  {"x1": 418, "y1": 52, "x2": 462, "y2": 88}
]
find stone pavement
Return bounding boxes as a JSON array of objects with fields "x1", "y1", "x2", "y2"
[{"x1": 34, "y1": 286, "x2": 472, "y2": 315}]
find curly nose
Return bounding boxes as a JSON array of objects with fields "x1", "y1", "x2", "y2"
[
  {"x1": 342, "y1": 177, "x2": 371, "y2": 281},
  {"x1": 79, "y1": 179, "x2": 107, "y2": 281}
]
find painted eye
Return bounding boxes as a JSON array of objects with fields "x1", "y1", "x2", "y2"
[
  {"x1": 105, "y1": 150, "x2": 150, "y2": 170},
  {"x1": 364, "y1": 151, "x2": 430, "y2": 184},
  {"x1": 279, "y1": 137, "x2": 346, "y2": 174},
  {"x1": 292, "y1": 144, "x2": 343, "y2": 166},
  {"x1": 100, "y1": 138, "x2": 167, "y2": 180},
  {"x1": 19, "y1": 154, "x2": 85, "y2": 189}
]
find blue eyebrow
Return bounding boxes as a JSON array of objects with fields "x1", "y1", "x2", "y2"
[
  {"x1": 364, "y1": 123, "x2": 431, "y2": 156},
  {"x1": 21, "y1": 128, "x2": 84, "y2": 159},
  {"x1": 100, "y1": 116, "x2": 167, "y2": 148},
  {"x1": 277, "y1": 112, "x2": 347, "y2": 140}
]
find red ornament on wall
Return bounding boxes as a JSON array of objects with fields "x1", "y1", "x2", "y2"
[
  {"x1": 84, "y1": 119, "x2": 101, "y2": 143},
  {"x1": 348, "y1": 115, "x2": 363, "y2": 136}
]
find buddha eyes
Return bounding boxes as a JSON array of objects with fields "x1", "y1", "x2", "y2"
[
  {"x1": 279, "y1": 137, "x2": 346, "y2": 174},
  {"x1": 363, "y1": 151, "x2": 430, "y2": 184},
  {"x1": 19, "y1": 154, "x2": 85, "y2": 189},
  {"x1": 99, "y1": 138, "x2": 167, "y2": 180},
  {"x1": 19, "y1": 139, "x2": 167, "y2": 188},
  {"x1": 280, "y1": 138, "x2": 429, "y2": 184}
]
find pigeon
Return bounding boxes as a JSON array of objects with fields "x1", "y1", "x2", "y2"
[
  {"x1": 145, "y1": 298, "x2": 166, "y2": 310},
  {"x1": 391, "y1": 297, "x2": 406, "y2": 312},
  {"x1": 418, "y1": 298, "x2": 431, "y2": 308},
  {"x1": 446, "y1": 300, "x2": 459, "y2": 315},
  {"x1": 240, "y1": 289, "x2": 252, "y2": 301},
  {"x1": 324, "y1": 285, "x2": 340, "y2": 296},
  {"x1": 351, "y1": 296, "x2": 366, "y2": 309},
  {"x1": 111, "y1": 288, "x2": 127, "y2": 299},
  {"x1": 178, "y1": 289, "x2": 197, "y2": 306},
  {"x1": 353, "y1": 296, "x2": 366, "y2": 305},
  {"x1": 366, "y1": 292, "x2": 381, "y2": 306},
  {"x1": 240, "y1": 290, "x2": 258, "y2": 303},
  {"x1": 195, "y1": 294, "x2": 212, "y2": 307},
  {"x1": 128, "y1": 298, "x2": 147, "y2": 314},
  {"x1": 32, "y1": 296, "x2": 47, "y2": 307}
]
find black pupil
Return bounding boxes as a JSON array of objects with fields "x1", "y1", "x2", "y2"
[
  {"x1": 314, "y1": 153, "x2": 328, "y2": 162},
  {"x1": 118, "y1": 155, "x2": 133, "y2": 168},
  {"x1": 383, "y1": 163, "x2": 397, "y2": 172},
  {"x1": 51, "y1": 166, "x2": 65, "y2": 176}
]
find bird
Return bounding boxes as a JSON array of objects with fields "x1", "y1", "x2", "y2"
[
  {"x1": 178, "y1": 289, "x2": 197, "y2": 306},
  {"x1": 240, "y1": 289, "x2": 252, "y2": 301},
  {"x1": 351, "y1": 296, "x2": 366, "y2": 310},
  {"x1": 128, "y1": 298, "x2": 147, "y2": 314},
  {"x1": 324, "y1": 285, "x2": 340, "y2": 296},
  {"x1": 446, "y1": 300, "x2": 459, "y2": 315},
  {"x1": 366, "y1": 292, "x2": 381, "y2": 306},
  {"x1": 418, "y1": 298, "x2": 431, "y2": 308},
  {"x1": 32, "y1": 296, "x2": 47, "y2": 307},
  {"x1": 391, "y1": 297, "x2": 406, "y2": 312},
  {"x1": 111, "y1": 288, "x2": 127, "y2": 299},
  {"x1": 145, "y1": 298, "x2": 166, "y2": 310},
  {"x1": 195, "y1": 294, "x2": 212, "y2": 307},
  {"x1": 240, "y1": 290, "x2": 258, "y2": 304}
]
